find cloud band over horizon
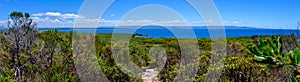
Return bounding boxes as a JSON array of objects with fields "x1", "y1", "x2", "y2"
[{"x1": 0, "y1": 12, "x2": 266, "y2": 28}]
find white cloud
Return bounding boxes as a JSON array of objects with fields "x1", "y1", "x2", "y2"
[
  {"x1": 0, "y1": 18, "x2": 249, "y2": 28},
  {"x1": 5, "y1": 0, "x2": 18, "y2": 3},
  {"x1": 45, "y1": 12, "x2": 61, "y2": 16},
  {"x1": 61, "y1": 14, "x2": 78, "y2": 18},
  {"x1": 0, "y1": 20, "x2": 6, "y2": 26},
  {"x1": 98, "y1": 20, "x2": 248, "y2": 27},
  {"x1": 16, "y1": 12, "x2": 252, "y2": 27},
  {"x1": 29, "y1": 16, "x2": 73, "y2": 27},
  {"x1": 32, "y1": 13, "x2": 44, "y2": 16},
  {"x1": 32, "y1": 12, "x2": 84, "y2": 19}
]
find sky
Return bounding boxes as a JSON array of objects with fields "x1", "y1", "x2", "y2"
[{"x1": 0, "y1": 0, "x2": 300, "y2": 28}]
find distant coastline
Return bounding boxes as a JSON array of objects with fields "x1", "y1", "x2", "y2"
[
  {"x1": 2, "y1": 26, "x2": 299, "y2": 38},
  {"x1": 35, "y1": 26, "x2": 299, "y2": 38}
]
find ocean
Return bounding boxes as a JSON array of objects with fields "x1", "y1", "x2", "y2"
[{"x1": 38, "y1": 26, "x2": 300, "y2": 38}]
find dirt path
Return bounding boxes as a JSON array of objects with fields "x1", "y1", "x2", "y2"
[{"x1": 142, "y1": 68, "x2": 160, "y2": 82}]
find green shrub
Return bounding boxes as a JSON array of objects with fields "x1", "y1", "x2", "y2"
[{"x1": 249, "y1": 36, "x2": 300, "y2": 81}]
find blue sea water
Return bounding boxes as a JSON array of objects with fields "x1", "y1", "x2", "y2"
[{"x1": 38, "y1": 26, "x2": 300, "y2": 38}]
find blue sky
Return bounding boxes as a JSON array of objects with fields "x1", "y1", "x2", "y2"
[{"x1": 0, "y1": 0, "x2": 300, "y2": 28}]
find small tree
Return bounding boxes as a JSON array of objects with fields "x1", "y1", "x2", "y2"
[
  {"x1": 40, "y1": 30, "x2": 60, "y2": 67},
  {"x1": 3, "y1": 11, "x2": 40, "y2": 81},
  {"x1": 1, "y1": 12, "x2": 78, "y2": 81}
]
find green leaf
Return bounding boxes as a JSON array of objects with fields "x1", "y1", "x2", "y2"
[
  {"x1": 254, "y1": 55, "x2": 266, "y2": 61},
  {"x1": 266, "y1": 64, "x2": 278, "y2": 68},
  {"x1": 294, "y1": 48, "x2": 299, "y2": 62},
  {"x1": 280, "y1": 57, "x2": 289, "y2": 64},
  {"x1": 287, "y1": 53, "x2": 294, "y2": 63},
  {"x1": 295, "y1": 48, "x2": 300, "y2": 55},
  {"x1": 291, "y1": 77, "x2": 298, "y2": 82},
  {"x1": 258, "y1": 38, "x2": 265, "y2": 47},
  {"x1": 295, "y1": 48, "x2": 300, "y2": 65}
]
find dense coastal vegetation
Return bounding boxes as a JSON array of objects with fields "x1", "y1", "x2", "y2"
[{"x1": 1, "y1": 12, "x2": 300, "y2": 82}]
